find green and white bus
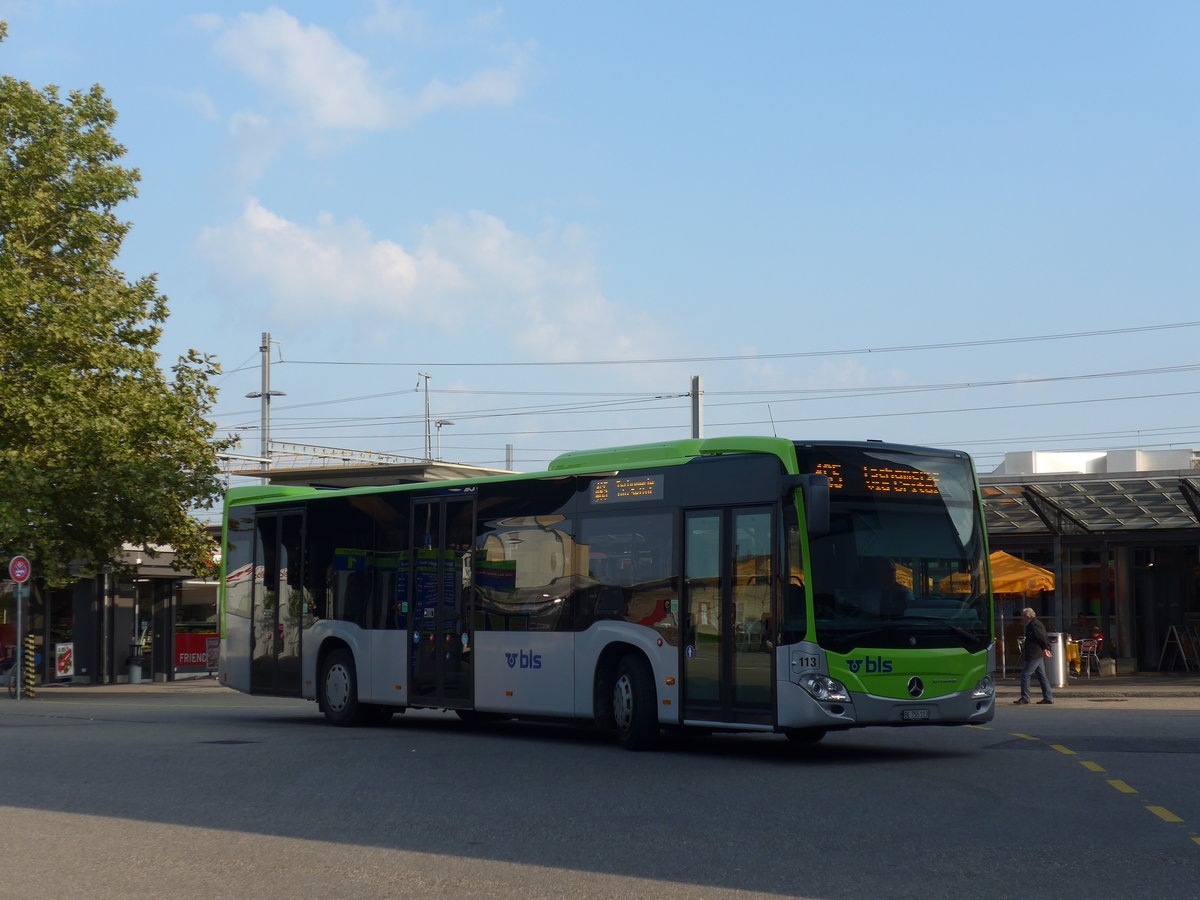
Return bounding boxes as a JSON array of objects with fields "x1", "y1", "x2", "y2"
[{"x1": 219, "y1": 437, "x2": 995, "y2": 748}]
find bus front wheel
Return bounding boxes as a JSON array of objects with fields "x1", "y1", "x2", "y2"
[
  {"x1": 612, "y1": 653, "x2": 659, "y2": 751},
  {"x1": 784, "y1": 727, "x2": 827, "y2": 745},
  {"x1": 320, "y1": 648, "x2": 366, "y2": 726}
]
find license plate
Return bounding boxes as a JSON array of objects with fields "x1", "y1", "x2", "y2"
[{"x1": 901, "y1": 708, "x2": 930, "y2": 721}]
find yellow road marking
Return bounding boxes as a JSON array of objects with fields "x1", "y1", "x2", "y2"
[
  {"x1": 1009, "y1": 734, "x2": 1196, "y2": 845},
  {"x1": 1147, "y1": 806, "x2": 1184, "y2": 823}
]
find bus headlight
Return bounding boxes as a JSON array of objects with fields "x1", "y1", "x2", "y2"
[
  {"x1": 798, "y1": 673, "x2": 851, "y2": 702},
  {"x1": 970, "y1": 675, "x2": 995, "y2": 699}
]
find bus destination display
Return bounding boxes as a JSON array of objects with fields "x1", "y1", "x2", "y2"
[
  {"x1": 815, "y1": 461, "x2": 940, "y2": 497},
  {"x1": 590, "y1": 474, "x2": 663, "y2": 504}
]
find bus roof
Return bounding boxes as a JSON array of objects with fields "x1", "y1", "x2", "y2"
[
  {"x1": 222, "y1": 438, "x2": 972, "y2": 510},
  {"x1": 547, "y1": 436, "x2": 799, "y2": 474},
  {"x1": 224, "y1": 437, "x2": 803, "y2": 509}
]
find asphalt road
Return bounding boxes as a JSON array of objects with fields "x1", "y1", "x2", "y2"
[{"x1": 2, "y1": 687, "x2": 1199, "y2": 899}]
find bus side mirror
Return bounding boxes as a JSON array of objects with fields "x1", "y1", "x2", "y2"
[{"x1": 785, "y1": 474, "x2": 830, "y2": 537}]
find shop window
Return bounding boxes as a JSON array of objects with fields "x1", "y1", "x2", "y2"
[{"x1": 176, "y1": 579, "x2": 219, "y2": 674}]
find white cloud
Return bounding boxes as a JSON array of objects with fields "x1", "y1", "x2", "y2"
[
  {"x1": 198, "y1": 201, "x2": 662, "y2": 362},
  {"x1": 205, "y1": 7, "x2": 531, "y2": 132},
  {"x1": 212, "y1": 7, "x2": 391, "y2": 130},
  {"x1": 414, "y1": 44, "x2": 531, "y2": 116}
]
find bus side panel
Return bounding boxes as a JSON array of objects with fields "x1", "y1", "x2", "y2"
[
  {"x1": 220, "y1": 615, "x2": 252, "y2": 694},
  {"x1": 473, "y1": 631, "x2": 574, "y2": 716},
  {"x1": 573, "y1": 623, "x2": 680, "y2": 724},
  {"x1": 367, "y1": 629, "x2": 408, "y2": 707}
]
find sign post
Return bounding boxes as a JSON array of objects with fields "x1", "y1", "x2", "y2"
[{"x1": 9, "y1": 557, "x2": 31, "y2": 702}]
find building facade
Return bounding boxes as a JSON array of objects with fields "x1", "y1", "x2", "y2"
[
  {"x1": 982, "y1": 449, "x2": 1200, "y2": 675},
  {"x1": 0, "y1": 546, "x2": 218, "y2": 685}
]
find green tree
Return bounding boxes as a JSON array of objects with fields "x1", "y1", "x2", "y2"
[{"x1": 0, "y1": 22, "x2": 233, "y2": 582}]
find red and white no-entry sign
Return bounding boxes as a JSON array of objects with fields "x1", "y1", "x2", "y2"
[{"x1": 9, "y1": 556, "x2": 31, "y2": 583}]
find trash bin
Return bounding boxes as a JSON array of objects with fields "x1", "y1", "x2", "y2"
[
  {"x1": 1046, "y1": 632, "x2": 1067, "y2": 687},
  {"x1": 127, "y1": 657, "x2": 144, "y2": 684}
]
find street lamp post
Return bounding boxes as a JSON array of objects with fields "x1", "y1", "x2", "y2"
[
  {"x1": 418, "y1": 372, "x2": 433, "y2": 460},
  {"x1": 246, "y1": 332, "x2": 285, "y2": 480},
  {"x1": 435, "y1": 419, "x2": 455, "y2": 461}
]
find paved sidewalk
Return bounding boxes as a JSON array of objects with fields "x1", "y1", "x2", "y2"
[
  {"x1": 24, "y1": 676, "x2": 237, "y2": 696},
  {"x1": 995, "y1": 671, "x2": 1200, "y2": 699}
]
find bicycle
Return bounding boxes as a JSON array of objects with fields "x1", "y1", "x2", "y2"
[{"x1": 2, "y1": 658, "x2": 23, "y2": 699}]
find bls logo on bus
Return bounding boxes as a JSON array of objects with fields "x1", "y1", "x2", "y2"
[
  {"x1": 847, "y1": 656, "x2": 893, "y2": 674},
  {"x1": 505, "y1": 650, "x2": 542, "y2": 669}
]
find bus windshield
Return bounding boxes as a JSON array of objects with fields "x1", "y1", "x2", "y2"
[{"x1": 795, "y1": 445, "x2": 989, "y2": 654}]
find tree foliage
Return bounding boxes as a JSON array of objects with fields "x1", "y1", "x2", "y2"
[{"x1": 0, "y1": 25, "x2": 233, "y2": 582}]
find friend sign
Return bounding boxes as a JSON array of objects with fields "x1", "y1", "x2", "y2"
[{"x1": 9, "y1": 556, "x2": 31, "y2": 583}]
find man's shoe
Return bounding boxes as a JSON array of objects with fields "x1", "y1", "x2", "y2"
[
  {"x1": 1037, "y1": 699, "x2": 1053, "y2": 705},
  {"x1": 1012, "y1": 698, "x2": 1030, "y2": 705}
]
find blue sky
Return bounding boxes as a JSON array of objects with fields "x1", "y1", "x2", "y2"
[{"x1": 3, "y1": 1, "x2": 1198, "y2": 476}]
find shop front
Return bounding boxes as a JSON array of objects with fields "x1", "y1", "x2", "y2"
[
  {"x1": 982, "y1": 452, "x2": 1200, "y2": 674},
  {"x1": 1, "y1": 546, "x2": 218, "y2": 686}
]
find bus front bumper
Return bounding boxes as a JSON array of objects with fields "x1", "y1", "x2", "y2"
[{"x1": 777, "y1": 680, "x2": 996, "y2": 731}]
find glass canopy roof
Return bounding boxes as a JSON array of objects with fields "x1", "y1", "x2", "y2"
[{"x1": 981, "y1": 471, "x2": 1200, "y2": 534}]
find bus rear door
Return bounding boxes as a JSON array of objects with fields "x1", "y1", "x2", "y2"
[
  {"x1": 250, "y1": 510, "x2": 304, "y2": 696},
  {"x1": 409, "y1": 495, "x2": 474, "y2": 708}
]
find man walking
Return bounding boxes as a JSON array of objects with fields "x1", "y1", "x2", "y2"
[{"x1": 1014, "y1": 607, "x2": 1053, "y2": 705}]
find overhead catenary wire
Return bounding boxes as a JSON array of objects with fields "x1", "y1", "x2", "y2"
[
  {"x1": 223, "y1": 389, "x2": 1200, "y2": 444},
  {"x1": 216, "y1": 320, "x2": 1200, "y2": 374},
  {"x1": 214, "y1": 361, "x2": 1200, "y2": 427},
  {"x1": 212, "y1": 320, "x2": 1200, "y2": 470}
]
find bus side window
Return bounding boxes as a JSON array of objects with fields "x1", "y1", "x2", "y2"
[
  {"x1": 594, "y1": 586, "x2": 627, "y2": 617},
  {"x1": 578, "y1": 512, "x2": 677, "y2": 644},
  {"x1": 471, "y1": 479, "x2": 581, "y2": 633},
  {"x1": 474, "y1": 524, "x2": 576, "y2": 631},
  {"x1": 781, "y1": 519, "x2": 809, "y2": 643},
  {"x1": 224, "y1": 511, "x2": 255, "y2": 620},
  {"x1": 304, "y1": 496, "x2": 377, "y2": 630}
]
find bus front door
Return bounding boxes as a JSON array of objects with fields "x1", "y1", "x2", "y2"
[
  {"x1": 250, "y1": 511, "x2": 304, "y2": 696},
  {"x1": 409, "y1": 496, "x2": 474, "y2": 708},
  {"x1": 683, "y1": 507, "x2": 774, "y2": 724}
]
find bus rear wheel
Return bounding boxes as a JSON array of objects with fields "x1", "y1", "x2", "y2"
[{"x1": 612, "y1": 653, "x2": 659, "y2": 751}]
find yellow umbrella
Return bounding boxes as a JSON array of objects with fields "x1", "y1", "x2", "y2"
[{"x1": 939, "y1": 550, "x2": 1054, "y2": 594}]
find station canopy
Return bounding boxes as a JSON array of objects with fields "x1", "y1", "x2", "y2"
[{"x1": 981, "y1": 470, "x2": 1200, "y2": 535}]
